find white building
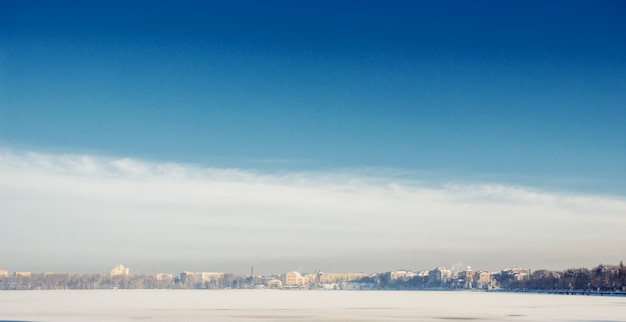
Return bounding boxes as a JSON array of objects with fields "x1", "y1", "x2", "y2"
[
  {"x1": 156, "y1": 273, "x2": 173, "y2": 281},
  {"x1": 390, "y1": 270, "x2": 417, "y2": 281},
  {"x1": 111, "y1": 264, "x2": 130, "y2": 277},
  {"x1": 267, "y1": 279, "x2": 283, "y2": 289}
]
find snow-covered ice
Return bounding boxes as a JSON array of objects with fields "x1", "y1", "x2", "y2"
[{"x1": 1, "y1": 290, "x2": 624, "y2": 321}]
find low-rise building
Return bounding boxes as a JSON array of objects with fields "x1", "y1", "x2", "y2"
[
  {"x1": 179, "y1": 272, "x2": 224, "y2": 284},
  {"x1": 14, "y1": 271, "x2": 31, "y2": 278},
  {"x1": 503, "y1": 268, "x2": 531, "y2": 281},
  {"x1": 200, "y1": 272, "x2": 224, "y2": 282},
  {"x1": 285, "y1": 271, "x2": 308, "y2": 286},
  {"x1": 0, "y1": 269, "x2": 8, "y2": 277},
  {"x1": 156, "y1": 273, "x2": 173, "y2": 281},
  {"x1": 476, "y1": 271, "x2": 492, "y2": 289},
  {"x1": 267, "y1": 279, "x2": 283, "y2": 289},
  {"x1": 390, "y1": 270, "x2": 417, "y2": 281}
]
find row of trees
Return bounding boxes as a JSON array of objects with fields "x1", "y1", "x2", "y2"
[
  {"x1": 502, "y1": 262, "x2": 626, "y2": 292},
  {"x1": 356, "y1": 273, "x2": 476, "y2": 290},
  {"x1": 0, "y1": 273, "x2": 259, "y2": 290},
  {"x1": 1, "y1": 274, "x2": 170, "y2": 290}
]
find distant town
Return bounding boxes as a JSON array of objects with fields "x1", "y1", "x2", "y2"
[{"x1": 2, "y1": 262, "x2": 625, "y2": 295}]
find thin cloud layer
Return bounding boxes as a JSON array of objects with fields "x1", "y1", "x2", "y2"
[{"x1": 1, "y1": 150, "x2": 625, "y2": 274}]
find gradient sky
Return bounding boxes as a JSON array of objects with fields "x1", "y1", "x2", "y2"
[{"x1": 1, "y1": 1, "x2": 625, "y2": 275}]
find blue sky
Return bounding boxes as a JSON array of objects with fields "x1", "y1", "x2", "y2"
[
  {"x1": 1, "y1": 1, "x2": 625, "y2": 274},
  {"x1": 2, "y1": 0, "x2": 625, "y2": 191}
]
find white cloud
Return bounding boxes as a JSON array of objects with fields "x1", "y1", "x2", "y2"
[{"x1": 1, "y1": 149, "x2": 625, "y2": 274}]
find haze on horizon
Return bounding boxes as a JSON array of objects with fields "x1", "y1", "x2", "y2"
[{"x1": 1, "y1": 1, "x2": 625, "y2": 275}]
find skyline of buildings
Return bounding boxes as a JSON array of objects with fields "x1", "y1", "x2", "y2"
[
  {"x1": 2, "y1": 262, "x2": 625, "y2": 293},
  {"x1": 0, "y1": 263, "x2": 533, "y2": 291},
  {"x1": 0, "y1": 264, "x2": 529, "y2": 277}
]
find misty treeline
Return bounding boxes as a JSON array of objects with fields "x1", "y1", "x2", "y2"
[
  {"x1": 0, "y1": 273, "x2": 253, "y2": 290},
  {"x1": 502, "y1": 262, "x2": 626, "y2": 292}
]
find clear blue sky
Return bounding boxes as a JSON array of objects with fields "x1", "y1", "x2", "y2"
[{"x1": 2, "y1": 0, "x2": 625, "y2": 193}]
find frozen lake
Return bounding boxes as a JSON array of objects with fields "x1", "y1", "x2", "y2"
[{"x1": 1, "y1": 290, "x2": 624, "y2": 321}]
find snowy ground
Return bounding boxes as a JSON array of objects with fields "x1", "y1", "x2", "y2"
[{"x1": 1, "y1": 290, "x2": 625, "y2": 321}]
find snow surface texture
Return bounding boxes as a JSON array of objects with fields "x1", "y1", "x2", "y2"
[{"x1": 1, "y1": 290, "x2": 624, "y2": 321}]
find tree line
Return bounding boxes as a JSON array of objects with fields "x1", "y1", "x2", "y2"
[
  {"x1": 502, "y1": 262, "x2": 626, "y2": 292},
  {"x1": 0, "y1": 273, "x2": 254, "y2": 290}
]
